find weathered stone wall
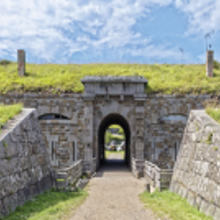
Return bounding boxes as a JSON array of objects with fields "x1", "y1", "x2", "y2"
[
  {"x1": 0, "y1": 93, "x2": 211, "y2": 174},
  {"x1": 170, "y1": 110, "x2": 220, "y2": 220},
  {"x1": 0, "y1": 94, "x2": 87, "y2": 169},
  {"x1": 144, "y1": 95, "x2": 209, "y2": 169},
  {"x1": 0, "y1": 109, "x2": 52, "y2": 217}
]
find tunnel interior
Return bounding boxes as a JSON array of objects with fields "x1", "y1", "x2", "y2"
[{"x1": 98, "y1": 114, "x2": 131, "y2": 168}]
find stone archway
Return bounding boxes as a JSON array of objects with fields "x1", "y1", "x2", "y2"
[
  {"x1": 82, "y1": 76, "x2": 148, "y2": 176},
  {"x1": 98, "y1": 113, "x2": 131, "y2": 167}
]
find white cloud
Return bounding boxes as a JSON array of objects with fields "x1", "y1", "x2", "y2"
[
  {"x1": 0, "y1": 0, "x2": 178, "y2": 62},
  {"x1": 126, "y1": 44, "x2": 180, "y2": 60},
  {"x1": 3, "y1": 0, "x2": 219, "y2": 63},
  {"x1": 174, "y1": 0, "x2": 220, "y2": 35}
]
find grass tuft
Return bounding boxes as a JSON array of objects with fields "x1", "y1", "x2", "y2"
[
  {"x1": 205, "y1": 132, "x2": 213, "y2": 144},
  {"x1": 0, "y1": 103, "x2": 23, "y2": 131},
  {"x1": 206, "y1": 107, "x2": 220, "y2": 124},
  {"x1": 139, "y1": 190, "x2": 213, "y2": 220}
]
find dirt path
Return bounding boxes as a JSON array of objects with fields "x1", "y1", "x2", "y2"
[{"x1": 69, "y1": 156, "x2": 158, "y2": 220}]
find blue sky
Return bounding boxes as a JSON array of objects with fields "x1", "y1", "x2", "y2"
[{"x1": 0, "y1": 0, "x2": 219, "y2": 64}]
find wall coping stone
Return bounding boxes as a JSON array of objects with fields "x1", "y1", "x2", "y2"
[
  {"x1": 81, "y1": 76, "x2": 148, "y2": 83},
  {"x1": 0, "y1": 93, "x2": 83, "y2": 99},
  {"x1": 147, "y1": 94, "x2": 212, "y2": 99},
  {"x1": 0, "y1": 93, "x2": 213, "y2": 99},
  {"x1": 191, "y1": 110, "x2": 220, "y2": 127}
]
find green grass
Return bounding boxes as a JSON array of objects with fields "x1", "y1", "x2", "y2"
[
  {"x1": 105, "y1": 150, "x2": 125, "y2": 159},
  {"x1": 105, "y1": 125, "x2": 125, "y2": 144},
  {"x1": 1, "y1": 189, "x2": 88, "y2": 220},
  {"x1": 0, "y1": 103, "x2": 23, "y2": 131},
  {"x1": 139, "y1": 190, "x2": 213, "y2": 220},
  {"x1": 110, "y1": 134, "x2": 124, "y2": 141},
  {"x1": 0, "y1": 62, "x2": 220, "y2": 94},
  {"x1": 206, "y1": 107, "x2": 220, "y2": 124}
]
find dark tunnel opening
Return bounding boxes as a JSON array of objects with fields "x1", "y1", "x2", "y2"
[{"x1": 98, "y1": 114, "x2": 131, "y2": 169}]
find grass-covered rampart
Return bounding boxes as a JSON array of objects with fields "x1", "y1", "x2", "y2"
[
  {"x1": 0, "y1": 103, "x2": 23, "y2": 131},
  {"x1": 1, "y1": 62, "x2": 220, "y2": 94}
]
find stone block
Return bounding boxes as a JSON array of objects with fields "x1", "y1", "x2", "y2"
[
  {"x1": 205, "y1": 203, "x2": 216, "y2": 218},
  {"x1": 0, "y1": 160, "x2": 8, "y2": 178},
  {"x1": 0, "y1": 177, "x2": 7, "y2": 199},
  {"x1": 0, "y1": 201, "x2": 4, "y2": 216},
  {"x1": 0, "y1": 142, "x2": 5, "y2": 159},
  {"x1": 187, "y1": 190, "x2": 196, "y2": 206},
  {"x1": 17, "y1": 189, "x2": 26, "y2": 208},
  {"x1": 199, "y1": 199, "x2": 209, "y2": 215},
  {"x1": 194, "y1": 195, "x2": 202, "y2": 209},
  {"x1": 214, "y1": 206, "x2": 220, "y2": 220},
  {"x1": 3, "y1": 136, "x2": 17, "y2": 159},
  {"x1": 181, "y1": 187, "x2": 188, "y2": 199}
]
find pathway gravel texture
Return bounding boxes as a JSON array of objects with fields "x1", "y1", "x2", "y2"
[{"x1": 70, "y1": 153, "x2": 159, "y2": 220}]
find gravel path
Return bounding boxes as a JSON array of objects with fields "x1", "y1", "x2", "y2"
[{"x1": 69, "y1": 155, "x2": 158, "y2": 220}]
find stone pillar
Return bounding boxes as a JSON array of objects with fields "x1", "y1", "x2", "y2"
[
  {"x1": 82, "y1": 96, "x2": 94, "y2": 177},
  {"x1": 133, "y1": 94, "x2": 147, "y2": 178},
  {"x1": 206, "y1": 50, "x2": 214, "y2": 77},
  {"x1": 17, "y1": 49, "x2": 25, "y2": 76}
]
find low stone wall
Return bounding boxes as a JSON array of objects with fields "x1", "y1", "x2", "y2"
[
  {"x1": 170, "y1": 110, "x2": 220, "y2": 220},
  {"x1": 54, "y1": 160, "x2": 82, "y2": 189},
  {"x1": 0, "y1": 109, "x2": 52, "y2": 217},
  {"x1": 132, "y1": 157, "x2": 145, "y2": 178},
  {"x1": 145, "y1": 161, "x2": 173, "y2": 192}
]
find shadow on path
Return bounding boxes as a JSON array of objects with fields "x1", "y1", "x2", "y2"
[{"x1": 94, "y1": 159, "x2": 131, "y2": 178}]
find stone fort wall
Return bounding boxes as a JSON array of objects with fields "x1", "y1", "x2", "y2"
[
  {"x1": 170, "y1": 110, "x2": 220, "y2": 220},
  {"x1": 0, "y1": 109, "x2": 52, "y2": 217},
  {"x1": 0, "y1": 93, "x2": 211, "y2": 172}
]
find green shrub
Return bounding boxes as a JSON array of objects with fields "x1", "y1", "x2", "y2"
[
  {"x1": 214, "y1": 60, "x2": 220, "y2": 70},
  {"x1": 0, "y1": 59, "x2": 12, "y2": 66}
]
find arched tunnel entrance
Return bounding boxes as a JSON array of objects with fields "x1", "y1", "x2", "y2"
[{"x1": 98, "y1": 114, "x2": 131, "y2": 168}]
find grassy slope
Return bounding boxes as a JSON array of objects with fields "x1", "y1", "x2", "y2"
[
  {"x1": 140, "y1": 190, "x2": 213, "y2": 220},
  {"x1": 0, "y1": 103, "x2": 23, "y2": 130},
  {"x1": 1, "y1": 62, "x2": 220, "y2": 94},
  {"x1": 2, "y1": 189, "x2": 88, "y2": 220}
]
